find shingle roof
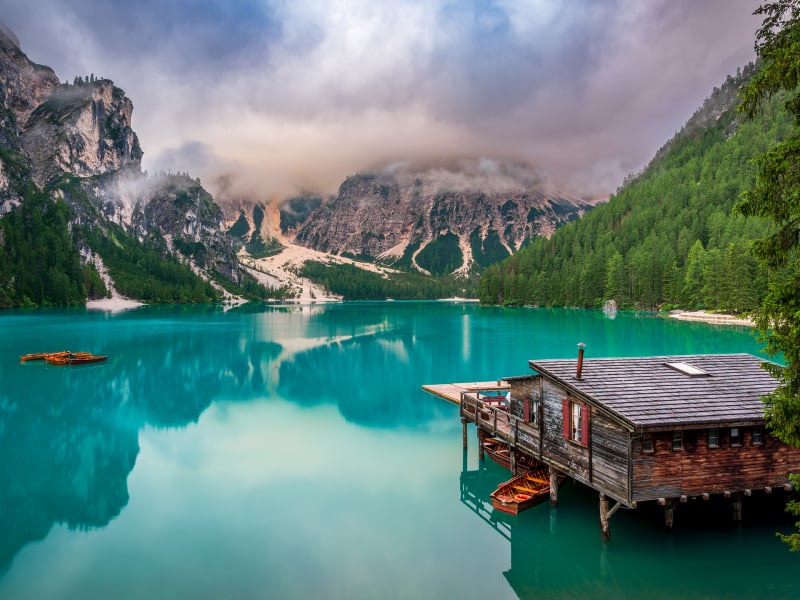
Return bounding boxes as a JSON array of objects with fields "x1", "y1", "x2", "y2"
[{"x1": 529, "y1": 353, "x2": 779, "y2": 429}]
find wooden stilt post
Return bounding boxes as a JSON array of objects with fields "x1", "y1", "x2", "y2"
[
  {"x1": 461, "y1": 417, "x2": 468, "y2": 450},
  {"x1": 733, "y1": 492, "x2": 742, "y2": 522},
  {"x1": 664, "y1": 499, "x2": 676, "y2": 530},
  {"x1": 600, "y1": 493, "x2": 611, "y2": 541},
  {"x1": 510, "y1": 447, "x2": 517, "y2": 475},
  {"x1": 477, "y1": 428, "x2": 485, "y2": 461},
  {"x1": 549, "y1": 466, "x2": 559, "y2": 506}
]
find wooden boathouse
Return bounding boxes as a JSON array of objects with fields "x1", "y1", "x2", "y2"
[{"x1": 430, "y1": 350, "x2": 800, "y2": 540}]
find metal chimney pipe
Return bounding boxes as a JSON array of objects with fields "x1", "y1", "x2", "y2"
[{"x1": 576, "y1": 342, "x2": 586, "y2": 379}]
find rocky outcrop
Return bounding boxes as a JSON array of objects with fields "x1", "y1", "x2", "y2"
[
  {"x1": 131, "y1": 174, "x2": 239, "y2": 281},
  {"x1": 295, "y1": 173, "x2": 406, "y2": 255},
  {"x1": 21, "y1": 80, "x2": 143, "y2": 187},
  {"x1": 1, "y1": 27, "x2": 140, "y2": 188},
  {"x1": 0, "y1": 26, "x2": 60, "y2": 213},
  {"x1": 0, "y1": 26, "x2": 59, "y2": 133}
]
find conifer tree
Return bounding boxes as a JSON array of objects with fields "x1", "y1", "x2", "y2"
[{"x1": 738, "y1": 0, "x2": 800, "y2": 551}]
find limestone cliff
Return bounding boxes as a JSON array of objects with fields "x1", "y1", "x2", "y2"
[
  {"x1": 21, "y1": 79, "x2": 143, "y2": 187},
  {"x1": 0, "y1": 25, "x2": 60, "y2": 213},
  {"x1": 0, "y1": 25, "x2": 59, "y2": 132}
]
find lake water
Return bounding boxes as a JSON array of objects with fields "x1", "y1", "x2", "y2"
[{"x1": 0, "y1": 302, "x2": 797, "y2": 599}]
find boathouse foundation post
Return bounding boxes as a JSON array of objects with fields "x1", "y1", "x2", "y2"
[
  {"x1": 477, "y1": 427, "x2": 485, "y2": 461},
  {"x1": 600, "y1": 494, "x2": 611, "y2": 541},
  {"x1": 549, "y1": 466, "x2": 559, "y2": 506},
  {"x1": 733, "y1": 492, "x2": 743, "y2": 522},
  {"x1": 662, "y1": 498, "x2": 679, "y2": 530},
  {"x1": 599, "y1": 494, "x2": 623, "y2": 542},
  {"x1": 461, "y1": 417, "x2": 468, "y2": 450}
]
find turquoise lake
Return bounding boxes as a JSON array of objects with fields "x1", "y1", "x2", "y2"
[{"x1": 0, "y1": 302, "x2": 798, "y2": 599}]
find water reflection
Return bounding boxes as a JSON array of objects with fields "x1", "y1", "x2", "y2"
[
  {"x1": 459, "y1": 454, "x2": 800, "y2": 599},
  {"x1": 0, "y1": 367, "x2": 137, "y2": 573},
  {"x1": 0, "y1": 303, "x2": 454, "y2": 572}
]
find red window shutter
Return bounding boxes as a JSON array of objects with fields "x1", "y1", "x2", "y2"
[
  {"x1": 562, "y1": 399, "x2": 570, "y2": 439},
  {"x1": 581, "y1": 405, "x2": 590, "y2": 448},
  {"x1": 524, "y1": 397, "x2": 531, "y2": 422}
]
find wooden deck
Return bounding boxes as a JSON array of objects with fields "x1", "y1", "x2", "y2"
[
  {"x1": 423, "y1": 381, "x2": 515, "y2": 441},
  {"x1": 421, "y1": 381, "x2": 509, "y2": 405}
]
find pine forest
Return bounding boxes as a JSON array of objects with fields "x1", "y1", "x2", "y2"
[{"x1": 479, "y1": 65, "x2": 789, "y2": 313}]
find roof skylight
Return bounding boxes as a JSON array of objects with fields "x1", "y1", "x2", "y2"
[{"x1": 664, "y1": 362, "x2": 709, "y2": 377}]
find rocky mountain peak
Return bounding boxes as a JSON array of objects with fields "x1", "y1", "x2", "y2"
[
  {"x1": 292, "y1": 160, "x2": 600, "y2": 274},
  {"x1": 21, "y1": 78, "x2": 143, "y2": 186}
]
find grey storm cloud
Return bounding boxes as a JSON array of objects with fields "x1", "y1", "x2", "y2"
[{"x1": 2, "y1": 0, "x2": 760, "y2": 201}]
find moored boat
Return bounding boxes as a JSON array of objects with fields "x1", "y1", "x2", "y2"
[
  {"x1": 20, "y1": 352, "x2": 50, "y2": 362},
  {"x1": 44, "y1": 351, "x2": 107, "y2": 366},
  {"x1": 66, "y1": 354, "x2": 107, "y2": 365},
  {"x1": 21, "y1": 351, "x2": 70, "y2": 362},
  {"x1": 490, "y1": 466, "x2": 553, "y2": 515},
  {"x1": 483, "y1": 437, "x2": 536, "y2": 472}
]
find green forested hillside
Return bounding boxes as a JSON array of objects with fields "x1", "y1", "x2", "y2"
[
  {"x1": 0, "y1": 192, "x2": 95, "y2": 307},
  {"x1": 480, "y1": 66, "x2": 789, "y2": 312},
  {"x1": 84, "y1": 224, "x2": 221, "y2": 304},
  {"x1": 299, "y1": 260, "x2": 479, "y2": 300}
]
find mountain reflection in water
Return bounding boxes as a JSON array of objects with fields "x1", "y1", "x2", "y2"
[{"x1": 0, "y1": 303, "x2": 452, "y2": 571}]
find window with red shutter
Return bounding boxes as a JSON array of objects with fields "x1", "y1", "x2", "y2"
[{"x1": 562, "y1": 398, "x2": 590, "y2": 447}]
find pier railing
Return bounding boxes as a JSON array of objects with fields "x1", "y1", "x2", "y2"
[
  {"x1": 460, "y1": 392, "x2": 539, "y2": 457},
  {"x1": 460, "y1": 392, "x2": 514, "y2": 439}
]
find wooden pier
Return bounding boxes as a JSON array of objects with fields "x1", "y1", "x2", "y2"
[{"x1": 421, "y1": 381, "x2": 509, "y2": 405}]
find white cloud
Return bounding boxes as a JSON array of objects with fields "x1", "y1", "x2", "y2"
[{"x1": 2, "y1": 0, "x2": 760, "y2": 201}]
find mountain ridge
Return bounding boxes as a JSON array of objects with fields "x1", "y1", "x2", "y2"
[{"x1": 229, "y1": 160, "x2": 602, "y2": 277}]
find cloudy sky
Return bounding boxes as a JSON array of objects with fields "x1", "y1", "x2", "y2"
[{"x1": 3, "y1": 1, "x2": 761, "y2": 201}]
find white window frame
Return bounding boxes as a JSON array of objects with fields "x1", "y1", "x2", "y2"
[
  {"x1": 572, "y1": 402, "x2": 583, "y2": 444},
  {"x1": 708, "y1": 428, "x2": 719, "y2": 448},
  {"x1": 752, "y1": 426, "x2": 763, "y2": 445},
  {"x1": 730, "y1": 427, "x2": 741, "y2": 447}
]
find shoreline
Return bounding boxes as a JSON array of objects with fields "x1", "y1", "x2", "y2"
[
  {"x1": 80, "y1": 299, "x2": 757, "y2": 322},
  {"x1": 667, "y1": 309, "x2": 753, "y2": 327}
]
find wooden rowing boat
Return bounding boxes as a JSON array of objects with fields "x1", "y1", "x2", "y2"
[
  {"x1": 483, "y1": 437, "x2": 536, "y2": 472},
  {"x1": 20, "y1": 351, "x2": 69, "y2": 362},
  {"x1": 66, "y1": 354, "x2": 107, "y2": 365},
  {"x1": 44, "y1": 352, "x2": 107, "y2": 366},
  {"x1": 490, "y1": 466, "x2": 553, "y2": 515}
]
